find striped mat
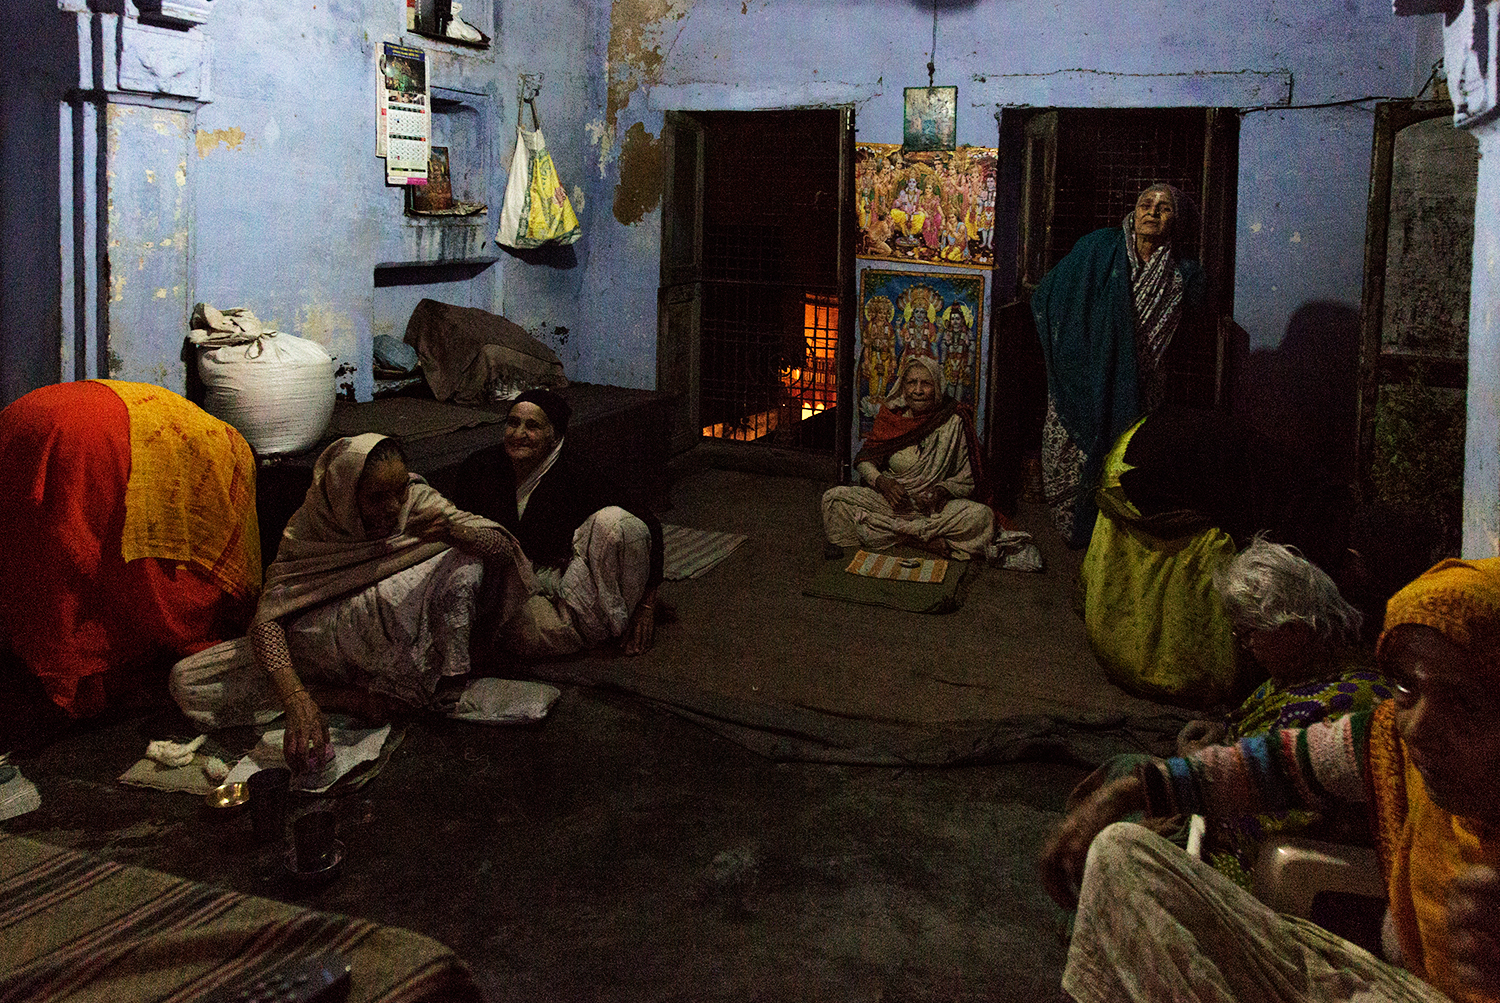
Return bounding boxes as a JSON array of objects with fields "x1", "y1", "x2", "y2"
[
  {"x1": 661, "y1": 524, "x2": 749, "y2": 581},
  {"x1": 845, "y1": 550, "x2": 948, "y2": 583},
  {"x1": 0, "y1": 833, "x2": 481, "y2": 1003}
]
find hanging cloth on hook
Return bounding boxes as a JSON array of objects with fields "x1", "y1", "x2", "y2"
[{"x1": 496, "y1": 98, "x2": 581, "y2": 249}]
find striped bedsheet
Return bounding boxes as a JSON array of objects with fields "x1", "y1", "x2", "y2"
[
  {"x1": 661, "y1": 523, "x2": 748, "y2": 581},
  {"x1": 0, "y1": 834, "x2": 481, "y2": 1003}
]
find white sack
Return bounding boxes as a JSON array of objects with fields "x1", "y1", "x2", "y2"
[{"x1": 197, "y1": 333, "x2": 335, "y2": 455}]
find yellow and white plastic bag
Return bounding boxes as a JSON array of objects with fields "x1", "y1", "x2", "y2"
[{"x1": 496, "y1": 107, "x2": 581, "y2": 248}]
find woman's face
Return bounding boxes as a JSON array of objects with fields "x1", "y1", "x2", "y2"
[
  {"x1": 504, "y1": 401, "x2": 557, "y2": 468},
  {"x1": 1238, "y1": 620, "x2": 1315, "y2": 684},
  {"x1": 1134, "y1": 189, "x2": 1176, "y2": 242},
  {"x1": 356, "y1": 455, "x2": 409, "y2": 539},
  {"x1": 1386, "y1": 624, "x2": 1500, "y2": 825},
  {"x1": 903, "y1": 367, "x2": 938, "y2": 415}
]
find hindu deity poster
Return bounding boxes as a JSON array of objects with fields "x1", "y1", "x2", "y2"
[
  {"x1": 856, "y1": 268, "x2": 985, "y2": 443},
  {"x1": 855, "y1": 143, "x2": 997, "y2": 270}
]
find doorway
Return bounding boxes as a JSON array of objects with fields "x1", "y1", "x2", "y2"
[
  {"x1": 1356, "y1": 100, "x2": 1475, "y2": 558},
  {"x1": 658, "y1": 108, "x2": 856, "y2": 474},
  {"x1": 986, "y1": 106, "x2": 1240, "y2": 512}
]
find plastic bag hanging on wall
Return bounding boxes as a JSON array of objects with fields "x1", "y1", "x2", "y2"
[{"x1": 496, "y1": 90, "x2": 581, "y2": 248}]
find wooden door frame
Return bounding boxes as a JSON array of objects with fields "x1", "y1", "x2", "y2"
[
  {"x1": 1354, "y1": 99, "x2": 1465, "y2": 491},
  {"x1": 657, "y1": 110, "x2": 704, "y2": 456}
]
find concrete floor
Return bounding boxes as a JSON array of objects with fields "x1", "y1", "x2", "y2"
[{"x1": 2, "y1": 454, "x2": 1191, "y2": 1002}]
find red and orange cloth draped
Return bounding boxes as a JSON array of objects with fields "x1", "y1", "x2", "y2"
[{"x1": 0, "y1": 380, "x2": 260, "y2": 717}]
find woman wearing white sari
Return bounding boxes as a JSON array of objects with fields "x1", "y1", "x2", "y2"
[
  {"x1": 171, "y1": 434, "x2": 537, "y2": 772},
  {"x1": 822, "y1": 355, "x2": 994, "y2": 560}
]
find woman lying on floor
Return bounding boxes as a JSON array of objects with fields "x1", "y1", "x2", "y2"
[
  {"x1": 173, "y1": 433, "x2": 538, "y2": 771},
  {"x1": 1039, "y1": 557, "x2": 1500, "y2": 1003},
  {"x1": 450, "y1": 388, "x2": 664, "y2": 657},
  {"x1": 822, "y1": 355, "x2": 994, "y2": 561}
]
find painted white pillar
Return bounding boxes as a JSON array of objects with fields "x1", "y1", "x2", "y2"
[
  {"x1": 59, "y1": 2, "x2": 212, "y2": 392},
  {"x1": 1464, "y1": 121, "x2": 1500, "y2": 557}
]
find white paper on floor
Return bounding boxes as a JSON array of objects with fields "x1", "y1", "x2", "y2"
[{"x1": 226, "y1": 723, "x2": 392, "y2": 793}]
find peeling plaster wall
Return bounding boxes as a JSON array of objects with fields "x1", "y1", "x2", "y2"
[
  {"x1": 192, "y1": 0, "x2": 516, "y2": 401},
  {"x1": 577, "y1": 0, "x2": 1440, "y2": 399},
  {"x1": 486, "y1": 0, "x2": 598, "y2": 379},
  {"x1": 106, "y1": 104, "x2": 195, "y2": 389},
  {"x1": 0, "y1": 0, "x2": 1447, "y2": 408}
]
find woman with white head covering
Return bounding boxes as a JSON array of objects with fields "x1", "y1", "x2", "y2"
[
  {"x1": 822, "y1": 353, "x2": 994, "y2": 560},
  {"x1": 172, "y1": 433, "x2": 538, "y2": 771}
]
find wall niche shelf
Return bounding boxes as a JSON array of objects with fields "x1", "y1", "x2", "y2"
[
  {"x1": 374, "y1": 257, "x2": 498, "y2": 288},
  {"x1": 409, "y1": 28, "x2": 490, "y2": 50}
]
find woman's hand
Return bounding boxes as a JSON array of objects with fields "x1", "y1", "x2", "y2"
[
  {"x1": 1450, "y1": 865, "x2": 1500, "y2": 995},
  {"x1": 875, "y1": 473, "x2": 913, "y2": 513},
  {"x1": 623, "y1": 586, "x2": 659, "y2": 656},
  {"x1": 405, "y1": 509, "x2": 459, "y2": 546},
  {"x1": 406, "y1": 511, "x2": 490, "y2": 552},
  {"x1": 1176, "y1": 719, "x2": 1227, "y2": 757},
  {"x1": 281, "y1": 689, "x2": 331, "y2": 775},
  {"x1": 913, "y1": 486, "x2": 950, "y2": 515},
  {"x1": 1037, "y1": 775, "x2": 1147, "y2": 910}
]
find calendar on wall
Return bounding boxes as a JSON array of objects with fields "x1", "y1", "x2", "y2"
[{"x1": 377, "y1": 42, "x2": 431, "y2": 186}]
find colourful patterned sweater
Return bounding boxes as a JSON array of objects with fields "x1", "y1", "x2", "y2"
[
  {"x1": 1138, "y1": 709, "x2": 1374, "y2": 823},
  {"x1": 1137, "y1": 701, "x2": 1500, "y2": 1003}
]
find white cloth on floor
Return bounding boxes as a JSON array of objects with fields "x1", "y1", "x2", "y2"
[
  {"x1": 145, "y1": 734, "x2": 206, "y2": 768},
  {"x1": 989, "y1": 528, "x2": 1043, "y2": 572},
  {"x1": 1064, "y1": 822, "x2": 1450, "y2": 1003},
  {"x1": 448, "y1": 678, "x2": 561, "y2": 724}
]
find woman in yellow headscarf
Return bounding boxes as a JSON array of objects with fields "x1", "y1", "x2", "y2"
[{"x1": 1037, "y1": 557, "x2": 1500, "y2": 1003}]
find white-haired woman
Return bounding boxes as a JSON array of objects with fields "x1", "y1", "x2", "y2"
[
  {"x1": 1069, "y1": 535, "x2": 1394, "y2": 893},
  {"x1": 822, "y1": 354, "x2": 994, "y2": 560}
]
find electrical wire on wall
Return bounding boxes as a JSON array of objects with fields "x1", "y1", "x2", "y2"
[
  {"x1": 1241, "y1": 58, "x2": 1447, "y2": 114},
  {"x1": 928, "y1": 0, "x2": 938, "y2": 88}
]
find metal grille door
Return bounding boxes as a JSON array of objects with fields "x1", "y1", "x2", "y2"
[{"x1": 697, "y1": 110, "x2": 842, "y2": 452}]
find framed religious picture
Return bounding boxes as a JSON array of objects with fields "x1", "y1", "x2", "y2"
[
  {"x1": 854, "y1": 143, "x2": 997, "y2": 269},
  {"x1": 903, "y1": 86, "x2": 957, "y2": 152},
  {"x1": 854, "y1": 268, "x2": 986, "y2": 446}
]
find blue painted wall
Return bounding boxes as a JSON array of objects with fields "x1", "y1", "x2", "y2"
[
  {"x1": 0, "y1": 0, "x2": 1443, "y2": 424},
  {"x1": 582, "y1": 0, "x2": 1440, "y2": 436}
]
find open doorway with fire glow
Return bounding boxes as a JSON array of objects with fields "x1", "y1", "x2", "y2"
[{"x1": 659, "y1": 109, "x2": 853, "y2": 460}]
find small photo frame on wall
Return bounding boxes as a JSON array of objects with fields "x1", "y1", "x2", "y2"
[{"x1": 903, "y1": 86, "x2": 957, "y2": 152}]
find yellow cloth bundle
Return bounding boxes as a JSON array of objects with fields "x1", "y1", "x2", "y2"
[{"x1": 102, "y1": 380, "x2": 261, "y2": 600}]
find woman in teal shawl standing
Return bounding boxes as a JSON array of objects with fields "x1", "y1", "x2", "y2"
[{"x1": 1031, "y1": 183, "x2": 1205, "y2": 548}]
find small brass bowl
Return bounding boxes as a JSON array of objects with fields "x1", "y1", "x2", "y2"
[{"x1": 205, "y1": 781, "x2": 249, "y2": 812}]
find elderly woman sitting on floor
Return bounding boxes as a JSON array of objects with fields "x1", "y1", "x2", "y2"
[
  {"x1": 451, "y1": 388, "x2": 664, "y2": 658},
  {"x1": 1039, "y1": 556, "x2": 1500, "y2": 1003},
  {"x1": 1070, "y1": 536, "x2": 1392, "y2": 892},
  {"x1": 822, "y1": 355, "x2": 994, "y2": 561},
  {"x1": 173, "y1": 433, "x2": 537, "y2": 772}
]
